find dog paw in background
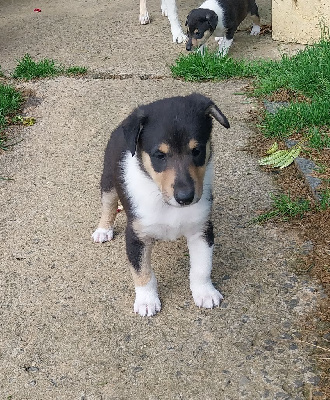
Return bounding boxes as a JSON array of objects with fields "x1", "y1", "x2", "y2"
[
  {"x1": 140, "y1": 0, "x2": 187, "y2": 43},
  {"x1": 250, "y1": 23, "x2": 261, "y2": 36}
]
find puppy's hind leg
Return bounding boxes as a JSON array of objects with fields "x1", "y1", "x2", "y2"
[
  {"x1": 139, "y1": 0, "x2": 150, "y2": 24},
  {"x1": 250, "y1": 1, "x2": 261, "y2": 35},
  {"x1": 92, "y1": 189, "x2": 119, "y2": 243}
]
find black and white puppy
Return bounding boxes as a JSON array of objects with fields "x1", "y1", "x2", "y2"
[
  {"x1": 186, "y1": 0, "x2": 260, "y2": 55},
  {"x1": 139, "y1": 0, "x2": 187, "y2": 43},
  {"x1": 92, "y1": 93, "x2": 230, "y2": 316}
]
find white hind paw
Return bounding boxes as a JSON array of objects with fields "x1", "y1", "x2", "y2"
[
  {"x1": 92, "y1": 228, "x2": 113, "y2": 243},
  {"x1": 250, "y1": 24, "x2": 260, "y2": 36}
]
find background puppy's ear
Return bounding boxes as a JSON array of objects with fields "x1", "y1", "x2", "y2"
[
  {"x1": 206, "y1": 104, "x2": 230, "y2": 129},
  {"x1": 205, "y1": 12, "x2": 218, "y2": 31},
  {"x1": 121, "y1": 108, "x2": 147, "y2": 156},
  {"x1": 185, "y1": 11, "x2": 191, "y2": 26}
]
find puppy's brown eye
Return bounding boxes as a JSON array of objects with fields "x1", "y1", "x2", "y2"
[
  {"x1": 154, "y1": 151, "x2": 166, "y2": 160},
  {"x1": 192, "y1": 148, "x2": 201, "y2": 157}
]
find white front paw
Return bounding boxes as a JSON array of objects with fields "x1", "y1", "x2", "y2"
[
  {"x1": 134, "y1": 294, "x2": 161, "y2": 316},
  {"x1": 134, "y1": 273, "x2": 161, "y2": 316},
  {"x1": 172, "y1": 29, "x2": 187, "y2": 44},
  {"x1": 139, "y1": 12, "x2": 150, "y2": 25},
  {"x1": 250, "y1": 24, "x2": 260, "y2": 36},
  {"x1": 191, "y1": 283, "x2": 223, "y2": 309},
  {"x1": 92, "y1": 228, "x2": 113, "y2": 243}
]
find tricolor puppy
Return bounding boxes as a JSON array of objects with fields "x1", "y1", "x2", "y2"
[
  {"x1": 185, "y1": 0, "x2": 260, "y2": 55},
  {"x1": 92, "y1": 93, "x2": 230, "y2": 317}
]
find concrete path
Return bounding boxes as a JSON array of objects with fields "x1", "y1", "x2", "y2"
[{"x1": 0, "y1": 1, "x2": 320, "y2": 399}]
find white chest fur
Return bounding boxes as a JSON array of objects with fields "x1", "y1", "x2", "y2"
[{"x1": 122, "y1": 152, "x2": 213, "y2": 241}]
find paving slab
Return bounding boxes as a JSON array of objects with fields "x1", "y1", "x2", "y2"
[{"x1": 0, "y1": 0, "x2": 322, "y2": 399}]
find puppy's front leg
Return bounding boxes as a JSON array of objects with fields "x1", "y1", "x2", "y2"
[
  {"x1": 126, "y1": 223, "x2": 161, "y2": 316},
  {"x1": 187, "y1": 221, "x2": 223, "y2": 308}
]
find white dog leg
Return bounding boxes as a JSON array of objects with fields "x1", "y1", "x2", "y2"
[
  {"x1": 139, "y1": 0, "x2": 150, "y2": 24},
  {"x1": 218, "y1": 37, "x2": 233, "y2": 56},
  {"x1": 162, "y1": 0, "x2": 187, "y2": 43},
  {"x1": 187, "y1": 232, "x2": 223, "y2": 309}
]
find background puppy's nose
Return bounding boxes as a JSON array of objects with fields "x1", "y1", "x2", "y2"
[
  {"x1": 175, "y1": 188, "x2": 195, "y2": 206},
  {"x1": 186, "y1": 40, "x2": 192, "y2": 51}
]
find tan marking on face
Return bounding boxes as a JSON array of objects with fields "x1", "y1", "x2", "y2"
[
  {"x1": 141, "y1": 151, "x2": 175, "y2": 201},
  {"x1": 189, "y1": 139, "x2": 198, "y2": 150},
  {"x1": 159, "y1": 142, "x2": 170, "y2": 154},
  {"x1": 188, "y1": 141, "x2": 211, "y2": 200},
  {"x1": 193, "y1": 29, "x2": 212, "y2": 48},
  {"x1": 189, "y1": 164, "x2": 206, "y2": 200},
  {"x1": 205, "y1": 140, "x2": 211, "y2": 164},
  {"x1": 97, "y1": 189, "x2": 119, "y2": 230},
  {"x1": 129, "y1": 241, "x2": 153, "y2": 287}
]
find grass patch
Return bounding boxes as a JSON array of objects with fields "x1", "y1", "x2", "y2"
[
  {"x1": 171, "y1": 51, "x2": 249, "y2": 81},
  {"x1": 0, "y1": 84, "x2": 23, "y2": 150},
  {"x1": 305, "y1": 127, "x2": 330, "y2": 150},
  {"x1": 66, "y1": 66, "x2": 88, "y2": 75},
  {"x1": 12, "y1": 54, "x2": 87, "y2": 80},
  {"x1": 171, "y1": 37, "x2": 330, "y2": 141},
  {"x1": 319, "y1": 188, "x2": 330, "y2": 210},
  {"x1": 254, "y1": 193, "x2": 312, "y2": 223}
]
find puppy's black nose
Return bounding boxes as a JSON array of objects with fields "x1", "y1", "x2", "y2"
[
  {"x1": 175, "y1": 189, "x2": 195, "y2": 206},
  {"x1": 186, "y1": 40, "x2": 192, "y2": 51}
]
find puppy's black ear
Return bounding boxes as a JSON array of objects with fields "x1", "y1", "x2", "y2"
[
  {"x1": 188, "y1": 93, "x2": 230, "y2": 128},
  {"x1": 185, "y1": 11, "x2": 191, "y2": 26},
  {"x1": 206, "y1": 103, "x2": 230, "y2": 129},
  {"x1": 121, "y1": 108, "x2": 147, "y2": 156},
  {"x1": 205, "y1": 12, "x2": 218, "y2": 31}
]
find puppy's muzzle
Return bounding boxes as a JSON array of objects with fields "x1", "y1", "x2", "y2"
[
  {"x1": 174, "y1": 186, "x2": 195, "y2": 206},
  {"x1": 186, "y1": 38, "x2": 193, "y2": 51}
]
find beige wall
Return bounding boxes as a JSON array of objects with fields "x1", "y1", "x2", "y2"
[{"x1": 272, "y1": 0, "x2": 330, "y2": 44}]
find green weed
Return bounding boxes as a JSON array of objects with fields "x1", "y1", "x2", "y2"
[
  {"x1": 318, "y1": 188, "x2": 330, "y2": 210},
  {"x1": 12, "y1": 54, "x2": 63, "y2": 79},
  {"x1": 254, "y1": 193, "x2": 311, "y2": 223},
  {"x1": 12, "y1": 54, "x2": 87, "y2": 80},
  {"x1": 66, "y1": 66, "x2": 88, "y2": 75},
  {"x1": 305, "y1": 127, "x2": 330, "y2": 150},
  {"x1": 0, "y1": 84, "x2": 23, "y2": 150}
]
